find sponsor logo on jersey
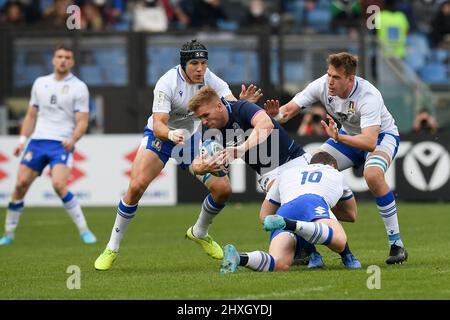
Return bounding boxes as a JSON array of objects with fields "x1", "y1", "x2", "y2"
[
  {"x1": 62, "y1": 85, "x2": 69, "y2": 94},
  {"x1": 314, "y1": 206, "x2": 326, "y2": 215}
]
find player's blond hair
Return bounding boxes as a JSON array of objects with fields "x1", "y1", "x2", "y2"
[
  {"x1": 326, "y1": 52, "x2": 358, "y2": 76},
  {"x1": 188, "y1": 86, "x2": 220, "y2": 113}
]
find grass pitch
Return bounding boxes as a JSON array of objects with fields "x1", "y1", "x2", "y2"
[{"x1": 0, "y1": 202, "x2": 449, "y2": 300}]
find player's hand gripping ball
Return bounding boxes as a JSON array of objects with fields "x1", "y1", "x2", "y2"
[{"x1": 200, "y1": 139, "x2": 230, "y2": 177}]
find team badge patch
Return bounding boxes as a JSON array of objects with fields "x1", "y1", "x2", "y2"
[
  {"x1": 152, "y1": 139, "x2": 162, "y2": 151},
  {"x1": 24, "y1": 151, "x2": 33, "y2": 161},
  {"x1": 62, "y1": 85, "x2": 69, "y2": 94},
  {"x1": 347, "y1": 101, "x2": 356, "y2": 114}
]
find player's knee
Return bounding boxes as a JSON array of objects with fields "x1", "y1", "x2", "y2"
[
  {"x1": 209, "y1": 180, "x2": 232, "y2": 203},
  {"x1": 363, "y1": 168, "x2": 384, "y2": 189},
  {"x1": 15, "y1": 178, "x2": 30, "y2": 194},
  {"x1": 332, "y1": 233, "x2": 347, "y2": 253},
  {"x1": 128, "y1": 178, "x2": 148, "y2": 198},
  {"x1": 52, "y1": 180, "x2": 66, "y2": 195},
  {"x1": 274, "y1": 263, "x2": 290, "y2": 272}
]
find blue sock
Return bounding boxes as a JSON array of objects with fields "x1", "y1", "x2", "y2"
[{"x1": 376, "y1": 191, "x2": 403, "y2": 247}]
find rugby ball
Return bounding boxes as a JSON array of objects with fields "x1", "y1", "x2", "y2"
[{"x1": 200, "y1": 139, "x2": 230, "y2": 177}]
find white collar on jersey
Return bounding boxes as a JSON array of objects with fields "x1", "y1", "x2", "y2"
[
  {"x1": 52, "y1": 72, "x2": 74, "y2": 82},
  {"x1": 346, "y1": 78, "x2": 359, "y2": 99}
]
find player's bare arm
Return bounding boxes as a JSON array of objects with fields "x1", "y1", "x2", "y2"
[
  {"x1": 153, "y1": 112, "x2": 185, "y2": 145},
  {"x1": 332, "y1": 196, "x2": 358, "y2": 223},
  {"x1": 259, "y1": 199, "x2": 279, "y2": 224},
  {"x1": 63, "y1": 112, "x2": 89, "y2": 152},
  {"x1": 321, "y1": 115, "x2": 379, "y2": 152},
  {"x1": 14, "y1": 106, "x2": 38, "y2": 157},
  {"x1": 225, "y1": 111, "x2": 274, "y2": 159},
  {"x1": 263, "y1": 99, "x2": 300, "y2": 124}
]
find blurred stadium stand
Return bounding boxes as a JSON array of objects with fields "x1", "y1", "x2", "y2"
[{"x1": 0, "y1": 0, "x2": 449, "y2": 135}]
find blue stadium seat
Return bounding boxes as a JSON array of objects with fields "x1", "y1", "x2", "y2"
[
  {"x1": 306, "y1": 8, "x2": 331, "y2": 33},
  {"x1": 430, "y1": 48, "x2": 449, "y2": 64},
  {"x1": 285, "y1": 62, "x2": 306, "y2": 83},
  {"x1": 14, "y1": 65, "x2": 46, "y2": 87},
  {"x1": 419, "y1": 63, "x2": 449, "y2": 84},
  {"x1": 404, "y1": 49, "x2": 426, "y2": 72},
  {"x1": 104, "y1": 66, "x2": 127, "y2": 85},
  {"x1": 79, "y1": 65, "x2": 103, "y2": 86}
]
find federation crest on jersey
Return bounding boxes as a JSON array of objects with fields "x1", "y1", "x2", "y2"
[
  {"x1": 152, "y1": 139, "x2": 162, "y2": 151},
  {"x1": 24, "y1": 151, "x2": 33, "y2": 161},
  {"x1": 347, "y1": 101, "x2": 356, "y2": 114},
  {"x1": 62, "y1": 85, "x2": 69, "y2": 94}
]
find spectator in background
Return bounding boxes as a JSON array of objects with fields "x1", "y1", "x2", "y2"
[
  {"x1": 413, "y1": 108, "x2": 439, "y2": 135},
  {"x1": 411, "y1": 0, "x2": 441, "y2": 34},
  {"x1": 179, "y1": 0, "x2": 227, "y2": 29},
  {"x1": 80, "y1": 0, "x2": 104, "y2": 31},
  {"x1": 41, "y1": 0, "x2": 74, "y2": 29},
  {"x1": 330, "y1": 0, "x2": 361, "y2": 36},
  {"x1": 0, "y1": 1, "x2": 26, "y2": 28},
  {"x1": 429, "y1": 0, "x2": 450, "y2": 48},
  {"x1": 240, "y1": 0, "x2": 268, "y2": 29},
  {"x1": 133, "y1": 0, "x2": 168, "y2": 32},
  {"x1": 297, "y1": 104, "x2": 327, "y2": 137},
  {"x1": 376, "y1": 0, "x2": 409, "y2": 59}
]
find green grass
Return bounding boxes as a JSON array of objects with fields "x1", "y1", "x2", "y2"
[{"x1": 0, "y1": 203, "x2": 449, "y2": 299}]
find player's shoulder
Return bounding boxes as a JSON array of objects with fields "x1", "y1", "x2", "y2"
[
  {"x1": 33, "y1": 73, "x2": 52, "y2": 86},
  {"x1": 69, "y1": 74, "x2": 88, "y2": 87},
  {"x1": 155, "y1": 66, "x2": 179, "y2": 91},
  {"x1": 204, "y1": 68, "x2": 226, "y2": 84},
  {"x1": 356, "y1": 76, "x2": 382, "y2": 99},
  {"x1": 306, "y1": 74, "x2": 328, "y2": 90}
]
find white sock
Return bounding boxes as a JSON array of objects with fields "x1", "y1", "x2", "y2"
[
  {"x1": 243, "y1": 251, "x2": 275, "y2": 272},
  {"x1": 294, "y1": 221, "x2": 333, "y2": 245},
  {"x1": 192, "y1": 194, "x2": 225, "y2": 238},
  {"x1": 61, "y1": 192, "x2": 88, "y2": 234},
  {"x1": 107, "y1": 199, "x2": 138, "y2": 252},
  {"x1": 5, "y1": 200, "x2": 25, "y2": 238}
]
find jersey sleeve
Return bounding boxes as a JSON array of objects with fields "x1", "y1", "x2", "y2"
[
  {"x1": 152, "y1": 79, "x2": 172, "y2": 114},
  {"x1": 205, "y1": 69, "x2": 233, "y2": 98},
  {"x1": 292, "y1": 76, "x2": 324, "y2": 109},
  {"x1": 235, "y1": 101, "x2": 265, "y2": 127},
  {"x1": 358, "y1": 92, "x2": 382, "y2": 129},
  {"x1": 29, "y1": 78, "x2": 40, "y2": 107},
  {"x1": 74, "y1": 82, "x2": 90, "y2": 113},
  {"x1": 340, "y1": 180, "x2": 354, "y2": 201},
  {"x1": 265, "y1": 180, "x2": 281, "y2": 206}
]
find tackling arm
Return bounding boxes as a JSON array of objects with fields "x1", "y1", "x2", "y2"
[
  {"x1": 321, "y1": 115, "x2": 379, "y2": 152},
  {"x1": 264, "y1": 100, "x2": 302, "y2": 124},
  {"x1": 228, "y1": 111, "x2": 274, "y2": 159},
  {"x1": 259, "y1": 199, "x2": 279, "y2": 224},
  {"x1": 332, "y1": 196, "x2": 358, "y2": 223}
]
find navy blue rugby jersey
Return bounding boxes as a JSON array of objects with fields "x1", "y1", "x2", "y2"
[{"x1": 202, "y1": 99, "x2": 306, "y2": 174}]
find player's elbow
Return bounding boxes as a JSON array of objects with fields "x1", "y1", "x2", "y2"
[{"x1": 366, "y1": 141, "x2": 377, "y2": 152}]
